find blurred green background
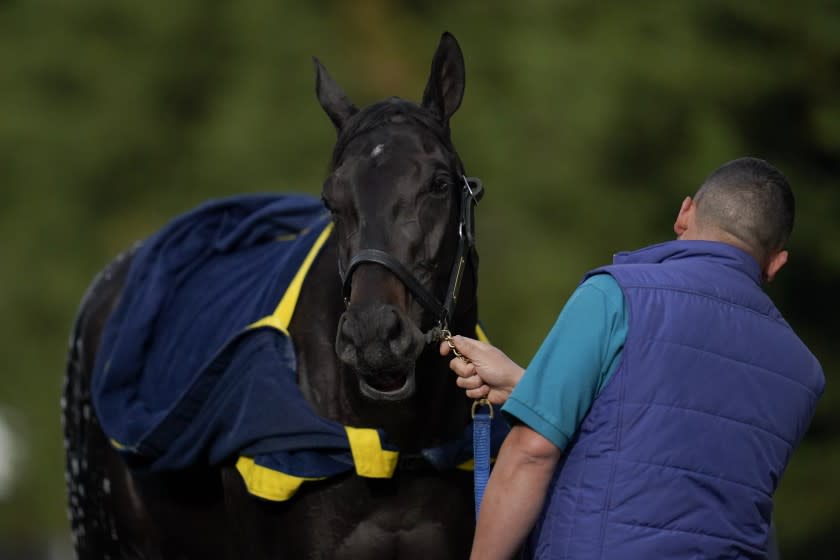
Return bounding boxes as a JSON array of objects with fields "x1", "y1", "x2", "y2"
[{"x1": 1, "y1": 0, "x2": 837, "y2": 557}]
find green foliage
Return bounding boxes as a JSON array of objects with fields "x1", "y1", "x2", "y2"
[{"x1": 1, "y1": 0, "x2": 837, "y2": 556}]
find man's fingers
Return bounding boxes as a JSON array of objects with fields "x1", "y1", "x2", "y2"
[
  {"x1": 451, "y1": 335, "x2": 483, "y2": 358},
  {"x1": 466, "y1": 385, "x2": 490, "y2": 400},
  {"x1": 449, "y1": 359, "x2": 476, "y2": 378},
  {"x1": 439, "y1": 340, "x2": 451, "y2": 356},
  {"x1": 456, "y1": 374, "x2": 485, "y2": 390}
]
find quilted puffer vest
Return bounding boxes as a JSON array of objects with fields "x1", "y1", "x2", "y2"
[{"x1": 526, "y1": 240, "x2": 824, "y2": 559}]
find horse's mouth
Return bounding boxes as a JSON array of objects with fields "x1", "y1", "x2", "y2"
[{"x1": 358, "y1": 368, "x2": 416, "y2": 401}]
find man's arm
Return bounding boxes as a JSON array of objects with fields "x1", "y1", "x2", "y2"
[{"x1": 470, "y1": 424, "x2": 562, "y2": 560}]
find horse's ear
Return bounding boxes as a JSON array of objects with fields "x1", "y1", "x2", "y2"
[
  {"x1": 421, "y1": 32, "x2": 465, "y2": 124},
  {"x1": 313, "y1": 57, "x2": 359, "y2": 131}
]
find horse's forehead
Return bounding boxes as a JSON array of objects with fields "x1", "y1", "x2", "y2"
[{"x1": 344, "y1": 125, "x2": 447, "y2": 162}]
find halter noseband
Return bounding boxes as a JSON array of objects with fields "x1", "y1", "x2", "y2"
[{"x1": 338, "y1": 175, "x2": 483, "y2": 332}]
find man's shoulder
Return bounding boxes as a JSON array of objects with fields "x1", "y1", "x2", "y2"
[{"x1": 578, "y1": 273, "x2": 624, "y2": 307}]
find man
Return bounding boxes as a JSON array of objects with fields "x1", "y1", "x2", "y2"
[{"x1": 442, "y1": 157, "x2": 824, "y2": 559}]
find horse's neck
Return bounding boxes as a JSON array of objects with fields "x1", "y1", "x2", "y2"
[
  {"x1": 288, "y1": 236, "x2": 346, "y2": 419},
  {"x1": 289, "y1": 235, "x2": 474, "y2": 450}
]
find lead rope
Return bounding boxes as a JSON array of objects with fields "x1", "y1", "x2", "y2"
[
  {"x1": 436, "y1": 328, "x2": 493, "y2": 521},
  {"x1": 470, "y1": 397, "x2": 493, "y2": 521}
]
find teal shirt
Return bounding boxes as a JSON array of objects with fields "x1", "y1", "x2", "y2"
[{"x1": 501, "y1": 274, "x2": 628, "y2": 450}]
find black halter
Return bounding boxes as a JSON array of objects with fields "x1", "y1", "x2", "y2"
[{"x1": 339, "y1": 175, "x2": 483, "y2": 331}]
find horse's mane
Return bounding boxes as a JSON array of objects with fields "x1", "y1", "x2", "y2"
[{"x1": 330, "y1": 98, "x2": 458, "y2": 170}]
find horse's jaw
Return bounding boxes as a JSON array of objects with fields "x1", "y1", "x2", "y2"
[{"x1": 357, "y1": 365, "x2": 416, "y2": 402}]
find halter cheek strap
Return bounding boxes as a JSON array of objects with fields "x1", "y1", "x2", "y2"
[{"x1": 339, "y1": 175, "x2": 483, "y2": 331}]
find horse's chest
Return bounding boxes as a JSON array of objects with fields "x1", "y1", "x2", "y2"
[
  {"x1": 335, "y1": 518, "x2": 453, "y2": 560},
  {"x1": 291, "y1": 474, "x2": 474, "y2": 559}
]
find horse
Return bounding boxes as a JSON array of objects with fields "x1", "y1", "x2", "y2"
[{"x1": 62, "y1": 32, "x2": 490, "y2": 559}]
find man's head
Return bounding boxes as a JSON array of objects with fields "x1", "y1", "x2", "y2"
[{"x1": 673, "y1": 157, "x2": 795, "y2": 282}]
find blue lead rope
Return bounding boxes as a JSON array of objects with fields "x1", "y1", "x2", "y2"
[
  {"x1": 472, "y1": 399, "x2": 493, "y2": 519},
  {"x1": 439, "y1": 331, "x2": 494, "y2": 520}
]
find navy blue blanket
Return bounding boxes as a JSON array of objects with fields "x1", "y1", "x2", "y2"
[{"x1": 91, "y1": 194, "x2": 508, "y2": 501}]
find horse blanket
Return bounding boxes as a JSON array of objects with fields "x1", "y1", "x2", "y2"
[{"x1": 91, "y1": 194, "x2": 507, "y2": 500}]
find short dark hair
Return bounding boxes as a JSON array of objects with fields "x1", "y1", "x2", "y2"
[{"x1": 694, "y1": 157, "x2": 795, "y2": 262}]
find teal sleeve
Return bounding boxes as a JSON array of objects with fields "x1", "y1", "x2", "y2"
[{"x1": 501, "y1": 274, "x2": 627, "y2": 450}]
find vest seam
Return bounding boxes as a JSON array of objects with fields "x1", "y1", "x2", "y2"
[
  {"x1": 596, "y1": 346, "x2": 627, "y2": 560},
  {"x1": 615, "y1": 456, "x2": 773, "y2": 497},
  {"x1": 564, "y1": 436, "x2": 590, "y2": 558},
  {"x1": 608, "y1": 520, "x2": 765, "y2": 555},
  {"x1": 621, "y1": 283, "x2": 782, "y2": 323},
  {"x1": 644, "y1": 336, "x2": 820, "y2": 398},
  {"x1": 623, "y1": 400, "x2": 794, "y2": 447}
]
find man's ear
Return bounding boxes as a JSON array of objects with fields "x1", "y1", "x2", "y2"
[
  {"x1": 673, "y1": 196, "x2": 694, "y2": 238},
  {"x1": 763, "y1": 250, "x2": 788, "y2": 282}
]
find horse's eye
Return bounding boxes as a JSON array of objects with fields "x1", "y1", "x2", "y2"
[{"x1": 430, "y1": 179, "x2": 450, "y2": 195}]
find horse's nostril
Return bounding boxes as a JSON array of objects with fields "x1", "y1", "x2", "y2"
[
  {"x1": 335, "y1": 315, "x2": 359, "y2": 366},
  {"x1": 340, "y1": 314, "x2": 358, "y2": 344},
  {"x1": 382, "y1": 309, "x2": 401, "y2": 340}
]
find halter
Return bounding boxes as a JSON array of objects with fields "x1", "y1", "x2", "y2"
[{"x1": 338, "y1": 175, "x2": 484, "y2": 335}]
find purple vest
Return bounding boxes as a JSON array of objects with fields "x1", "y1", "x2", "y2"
[{"x1": 526, "y1": 240, "x2": 824, "y2": 559}]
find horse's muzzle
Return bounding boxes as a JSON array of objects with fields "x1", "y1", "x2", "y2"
[{"x1": 335, "y1": 303, "x2": 425, "y2": 401}]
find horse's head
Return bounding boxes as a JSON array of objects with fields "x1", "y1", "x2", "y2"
[{"x1": 315, "y1": 33, "x2": 479, "y2": 404}]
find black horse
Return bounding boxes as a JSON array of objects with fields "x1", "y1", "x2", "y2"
[{"x1": 63, "y1": 32, "x2": 486, "y2": 559}]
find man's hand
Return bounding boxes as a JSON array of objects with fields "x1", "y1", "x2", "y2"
[{"x1": 439, "y1": 335, "x2": 524, "y2": 405}]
